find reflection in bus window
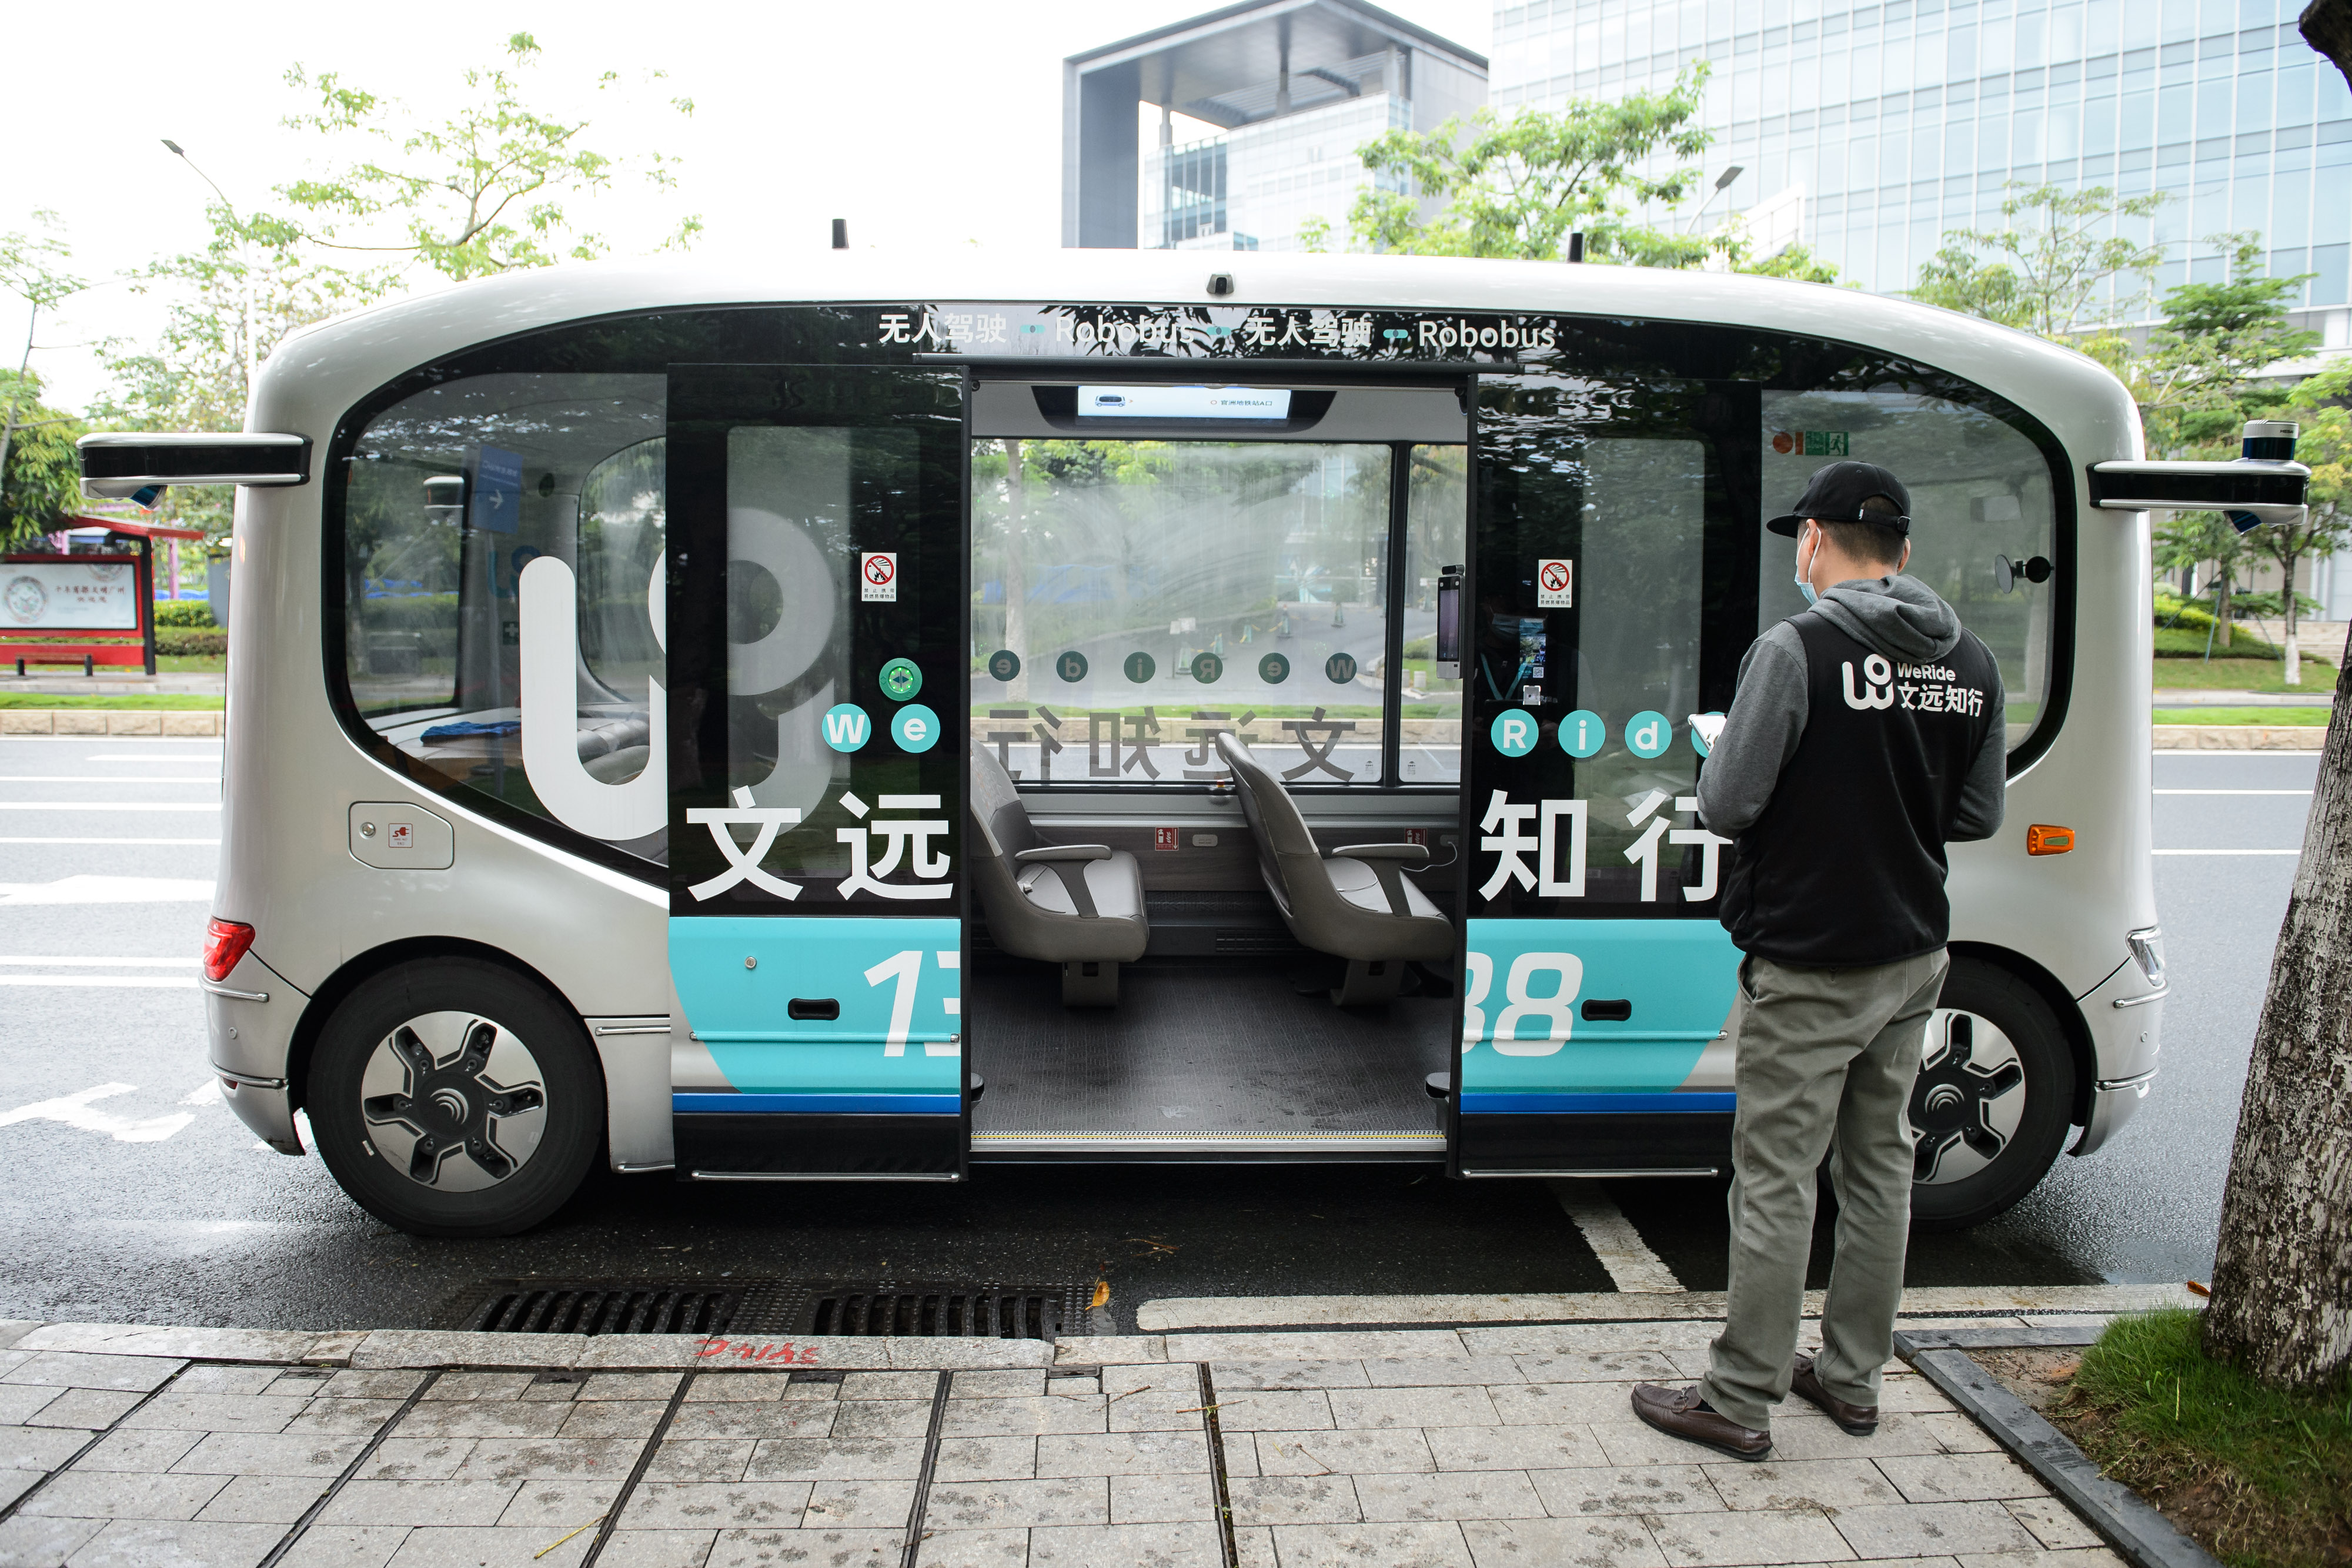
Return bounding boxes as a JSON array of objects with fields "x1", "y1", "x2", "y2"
[
  {"x1": 1756, "y1": 392, "x2": 2056, "y2": 748},
  {"x1": 970, "y1": 439, "x2": 1395, "y2": 785},
  {"x1": 340, "y1": 373, "x2": 668, "y2": 861},
  {"x1": 1401, "y1": 444, "x2": 1466, "y2": 784}
]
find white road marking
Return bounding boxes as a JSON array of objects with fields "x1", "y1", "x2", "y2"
[
  {"x1": 2153, "y1": 848, "x2": 2301, "y2": 856},
  {"x1": 0, "y1": 1084, "x2": 195, "y2": 1143},
  {"x1": 0, "y1": 955, "x2": 197, "y2": 967},
  {"x1": 0, "y1": 802, "x2": 221, "y2": 811},
  {"x1": 181, "y1": 1081, "x2": 224, "y2": 1106},
  {"x1": 1551, "y1": 1179, "x2": 1683, "y2": 1293},
  {"x1": 2154, "y1": 788, "x2": 2312, "y2": 795},
  {"x1": 0, "y1": 837, "x2": 221, "y2": 846},
  {"x1": 0, "y1": 776, "x2": 218, "y2": 784},
  {"x1": 84, "y1": 754, "x2": 224, "y2": 761},
  {"x1": 0, "y1": 875, "x2": 216, "y2": 904},
  {"x1": 0, "y1": 975, "x2": 200, "y2": 988}
]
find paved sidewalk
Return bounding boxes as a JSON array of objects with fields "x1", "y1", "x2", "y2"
[{"x1": 0, "y1": 1309, "x2": 2140, "y2": 1568}]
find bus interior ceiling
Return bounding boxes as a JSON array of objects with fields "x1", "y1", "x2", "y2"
[{"x1": 965, "y1": 379, "x2": 1468, "y2": 1149}]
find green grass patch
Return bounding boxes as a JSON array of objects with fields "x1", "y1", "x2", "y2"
[
  {"x1": 2156, "y1": 626, "x2": 2284, "y2": 658},
  {"x1": 2154, "y1": 707, "x2": 2332, "y2": 727},
  {"x1": 2153, "y1": 657, "x2": 2337, "y2": 693},
  {"x1": 2059, "y1": 1308, "x2": 2352, "y2": 1568},
  {"x1": 0, "y1": 693, "x2": 224, "y2": 710}
]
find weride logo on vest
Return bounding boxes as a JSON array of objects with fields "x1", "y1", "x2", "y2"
[{"x1": 1841, "y1": 653, "x2": 1986, "y2": 717}]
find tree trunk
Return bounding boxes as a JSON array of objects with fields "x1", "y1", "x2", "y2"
[
  {"x1": 2284, "y1": 550, "x2": 2302, "y2": 686},
  {"x1": 2214, "y1": 567, "x2": 2234, "y2": 654},
  {"x1": 2305, "y1": 0, "x2": 2352, "y2": 93},
  {"x1": 2203, "y1": 623, "x2": 2352, "y2": 1390}
]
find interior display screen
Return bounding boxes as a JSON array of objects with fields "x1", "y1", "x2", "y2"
[{"x1": 1077, "y1": 385, "x2": 1291, "y2": 420}]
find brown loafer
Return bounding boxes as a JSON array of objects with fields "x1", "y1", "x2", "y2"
[
  {"x1": 1629, "y1": 1383, "x2": 1771, "y2": 1460},
  {"x1": 1790, "y1": 1354, "x2": 1879, "y2": 1435}
]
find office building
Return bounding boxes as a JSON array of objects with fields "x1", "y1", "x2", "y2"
[{"x1": 1064, "y1": 0, "x2": 1488, "y2": 251}]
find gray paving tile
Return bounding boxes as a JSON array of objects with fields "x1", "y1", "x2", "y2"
[
  {"x1": 450, "y1": 1437, "x2": 644, "y2": 1483},
  {"x1": 0, "y1": 1386, "x2": 60, "y2": 1426},
  {"x1": 385, "y1": 1403, "x2": 570, "y2": 1441},
  {"x1": 926, "y1": 1477, "x2": 1107, "y2": 1529},
  {"x1": 1703, "y1": 1459, "x2": 1902, "y2": 1512},
  {"x1": 1831, "y1": 1502, "x2": 2039, "y2": 1559},
  {"x1": 827, "y1": 1402, "x2": 935, "y2": 1441},
  {"x1": 378, "y1": 1524, "x2": 594, "y2": 1566},
  {"x1": 619, "y1": 1481, "x2": 814, "y2": 1530},
  {"x1": 496, "y1": 1477, "x2": 627, "y2": 1529},
  {"x1": 1953, "y1": 1550, "x2": 2123, "y2": 1568},
  {"x1": 907, "y1": 1527, "x2": 1027, "y2": 1566},
  {"x1": 195, "y1": 1473, "x2": 332, "y2": 1524},
  {"x1": 930, "y1": 1437, "x2": 1037, "y2": 1483},
  {"x1": 1424, "y1": 1422, "x2": 1604, "y2": 1472},
  {"x1": 1257, "y1": 1427, "x2": 1435, "y2": 1476},
  {"x1": 580, "y1": 1374, "x2": 683, "y2": 1402},
  {"x1": 1025, "y1": 1521, "x2": 1224, "y2": 1566},
  {"x1": 1358, "y1": 1470, "x2": 1546, "y2": 1522},
  {"x1": 1328, "y1": 1388, "x2": 1502, "y2": 1430},
  {"x1": 24, "y1": 1392, "x2": 135, "y2": 1432},
  {"x1": 317, "y1": 1372, "x2": 430, "y2": 1402},
  {"x1": 1363, "y1": 1359, "x2": 1528, "y2": 1388},
  {"x1": 1221, "y1": 1432, "x2": 1259, "y2": 1478},
  {"x1": 1099, "y1": 1366, "x2": 1194, "y2": 1399},
  {"x1": 683, "y1": 1375, "x2": 807, "y2": 1404},
  {"x1": 592, "y1": 1530, "x2": 715, "y2": 1568},
  {"x1": 1509, "y1": 1352, "x2": 1685, "y2": 1384},
  {"x1": 72, "y1": 1426, "x2": 202, "y2": 1473},
  {"x1": 703, "y1": 1526, "x2": 901, "y2": 1567},
  {"x1": 1, "y1": 1354, "x2": 181, "y2": 1395},
  {"x1": 665, "y1": 1404, "x2": 833, "y2": 1442},
  {"x1": 554, "y1": 1402, "x2": 668, "y2": 1439},
  {"x1": 938, "y1": 1398, "x2": 1104, "y2": 1439},
  {"x1": 1202, "y1": 1389, "x2": 1332, "y2": 1433},
  {"x1": 319, "y1": 1479, "x2": 522, "y2": 1528},
  {"x1": 1462, "y1": 1517, "x2": 1667, "y2": 1567},
  {"x1": 123, "y1": 1393, "x2": 304, "y2": 1435},
  {"x1": 1489, "y1": 1382, "x2": 1649, "y2": 1426},
  {"x1": 284, "y1": 1400, "x2": 409, "y2": 1439},
  {"x1": 27, "y1": 1469, "x2": 228, "y2": 1522},
  {"x1": 356, "y1": 1439, "x2": 475, "y2": 1482},
  {"x1": 421, "y1": 1375, "x2": 533, "y2": 1403},
  {"x1": 1763, "y1": 1415, "x2": 1950, "y2": 1462},
  {"x1": 837, "y1": 1373, "x2": 937, "y2": 1402},
  {"x1": 1915, "y1": 1415, "x2": 2003, "y2": 1455},
  {"x1": 1111, "y1": 1473, "x2": 1215, "y2": 1524},
  {"x1": 1105, "y1": 1392, "x2": 1207, "y2": 1434},
  {"x1": 950, "y1": 1371, "x2": 1044, "y2": 1399},
  {"x1": 1033, "y1": 1431, "x2": 1208, "y2": 1478},
  {"x1": 0, "y1": 1513, "x2": 103, "y2": 1567},
  {"x1": 1649, "y1": 1507, "x2": 1856, "y2": 1566},
  {"x1": 1876, "y1": 1377, "x2": 1957, "y2": 1415},
  {"x1": 1529, "y1": 1464, "x2": 1726, "y2": 1516},
  {"x1": 520, "y1": 1379, "x2": 593, "y2": 1402},
  {"x1": 259, "y1": 1372, "x2": 339, "y2": 1399},
  {"x1": 274, "y1": 1523, "x2": 410, "y2": 1567},
  {"x1": 743, "y1": 1437, "x2": 926, "y2": 1482},
  {"x1": 1234, "y1": 1524, "x2": 1277, "y2": 1568},
  {"x1": 1592, "y1": 1412, "x2": 1748, "y2": 1468},
  {"x1": 0, "y1": 1469, "x2": 36, "y2": 1513},
  {"x1": 59, "y1": 1517, "x2": 282, "y2": 1568},
  {"x1": 1228, "y1": 1474, "x2": 1362, "y2": 1526},
  {"x1": 166, "y1": 1368, "x2": 274, "y2": 1397},
  {"x1": 0, "y1": 1424, "x2": 95, "y2": 1472},
  {"x1": 173, "y1": 1432, "x2": 370, "y2": 1477},
  {"x1": 644, "y1": 1440, "x2": 756, "y2": 1484},
  {"x1": 1208, "y1": 1360, "x2": 1369, "y2": 1391},
  {"x1": 1265, "y1": 1522, "x2": 1475, "y2": 1567},
  {"x1": 801, "y1": 1479, "x2": 917, "y2": 1529},
  {"x1": 2002, "y1": 1497, "x2": 2103, "y2": 1550}
]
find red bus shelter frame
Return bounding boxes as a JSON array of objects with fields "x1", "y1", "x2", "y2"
[{"x1": 1, "y1": 515, "x2": 207, "y2": 678}]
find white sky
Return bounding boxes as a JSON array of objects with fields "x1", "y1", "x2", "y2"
[{"x1": 4, "y1": 0, "x2": 1493, "y2": 415}]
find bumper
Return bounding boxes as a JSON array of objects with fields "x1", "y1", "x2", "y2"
[
  {"x1": 214, "y1": 1070, "x2": 302, "y2": 1154},
  {"x1": 2069, "y1": 961, "x2": 2165, "y2": 1158},
  {"x1": 2070, "y1": 1070, "x2": 2154, "y2": 1158},
  {"x1": 203, "y1": 951, "x2": 308, "y2": 1156}
]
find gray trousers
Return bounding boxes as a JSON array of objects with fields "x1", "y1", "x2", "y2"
[{"x1": 1698, "y1": 948, "x2": 1949, "y2": 1431}]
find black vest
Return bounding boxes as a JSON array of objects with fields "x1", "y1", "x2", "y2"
[{"x1": 1718, "y1": 612, "x2": 2000, "y2": 967}]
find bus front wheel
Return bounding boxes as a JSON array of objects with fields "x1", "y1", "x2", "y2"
[
  {"x1": 308, "y1": 958, "x2": 603, "y2": 1238},
  {"x1": 1906, "y1": 958, "x2": 2077, "y2": 1232}
]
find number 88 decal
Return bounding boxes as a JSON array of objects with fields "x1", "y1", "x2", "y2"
[{"x1": 1461, "y1": 951, "x2": 1583, "y2": 1056}]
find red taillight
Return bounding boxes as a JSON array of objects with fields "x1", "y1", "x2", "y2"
[{"x1": 202, "y1": 918, "x2": 256, "y2": 984}]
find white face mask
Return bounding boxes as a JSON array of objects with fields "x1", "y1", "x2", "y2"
[{"x1": 1794, "y1": 526, "x2": 1820, "y2": 606}]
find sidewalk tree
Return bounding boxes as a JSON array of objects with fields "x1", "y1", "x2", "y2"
[
  {"x1": 0, "y1": 369, "x2": 84, "y2": 547},
  {"x1": 1, "y1": 212, "x2": 88, "y2": 524},
  {"x1": 1907, "y1": 182, "x2": 2168, "y2": 339},
  {"x1": 1344, "y1": 63, "x2": 1715, "y2": 264},
  {"x1": 2246, "y1": 383, "x2": 2348, "y2": 685}
]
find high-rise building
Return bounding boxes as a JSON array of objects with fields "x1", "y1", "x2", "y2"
[
  {"x1": 1064, "y1": 0, "x2": 1488, "y2": 252},
  {"x1": 1489, "y1": 0, "x2": 2352, "y2": 357}
]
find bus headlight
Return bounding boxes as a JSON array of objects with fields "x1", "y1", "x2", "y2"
[{"x1": 2126, "y1": 927, "x2": 2164, "y2": 987}]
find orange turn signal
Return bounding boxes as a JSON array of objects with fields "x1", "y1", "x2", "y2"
[{"x1": 2026, "y1": 824, "x2": 2075, "y2": 856}]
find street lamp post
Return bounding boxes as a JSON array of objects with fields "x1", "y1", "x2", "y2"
[
  {"x1": 1690, "y1": 165, "x2": 1745, "y2": 231},
  {"x1": 161, "y1": 141, "x2": 258, "y2": 402}
]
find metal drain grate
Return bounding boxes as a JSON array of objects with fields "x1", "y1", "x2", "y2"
[
  {"x1": 804, "y1": 1284, "x2": 1084, "y2": 1340},
  {"x1": 456, "y1": 1279, "x2": 778, "y2": 1336},
  {"x1": 450, "y1": 1279, "x2": 1087, "y2": 1340}
]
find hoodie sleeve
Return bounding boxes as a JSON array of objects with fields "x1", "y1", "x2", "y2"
[
  {"x1": 1694, "y1": 622, "x2": 1809, "y2": 837},
  {"x1": 1947, "y1": 651, "x2": 2009, "y2": 842}
]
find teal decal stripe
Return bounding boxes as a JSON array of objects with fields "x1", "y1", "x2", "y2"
[
  {"x1": 670, "y1": 917, "x2": 961, "y2": 1097},
  {"x1": 1461, "y1": 919, "x2": 1740, "y2": 1097},
  {"x1": 1461, "y1": 1092, "x2": 1737, "y2": 1114}
]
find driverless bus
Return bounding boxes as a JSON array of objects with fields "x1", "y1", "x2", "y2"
[{"x1": 82, "y1": 252, "x2": 2297, "y2": 1239}]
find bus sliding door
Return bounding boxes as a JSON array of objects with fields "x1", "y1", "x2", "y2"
[
  {"x1": 1455, "y1": 370, "x2": 1758, "y2": 1176},
  {"x1": 664, "y1": 365, "x2": 969, "y2": 1179}
]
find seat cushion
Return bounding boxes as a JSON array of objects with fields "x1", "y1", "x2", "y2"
[
  {"x1": 1016, "y1": 851, "x2": 1145, "y2": 922},
  {"x1": 1326, "y1": 857, "x2": 1446, "y2": 921}
]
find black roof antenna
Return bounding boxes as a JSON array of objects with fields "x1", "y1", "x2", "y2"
[{"x1": 831, "y1": 219, "x2": 848, "y2": 250}]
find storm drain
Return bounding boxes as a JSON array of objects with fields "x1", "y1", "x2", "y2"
[{"x1": 451, "y1": 1279, "x2": 1087, "y2": 1340}]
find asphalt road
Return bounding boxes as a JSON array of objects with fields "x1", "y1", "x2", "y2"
[{"x1": 0, "y1": 733, "x2": 2317, "y2": 1333}]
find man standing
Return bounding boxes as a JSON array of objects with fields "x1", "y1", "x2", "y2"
[{"x1": 1631, "y1": 460, "x2": 2007, "y2": 1460}]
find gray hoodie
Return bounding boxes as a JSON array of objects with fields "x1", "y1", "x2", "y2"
[{"x1": 1694, "y1": 575, "x2": 2007, "y2": 841}]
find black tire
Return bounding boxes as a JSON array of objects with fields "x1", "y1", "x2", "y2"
[
  {"x1": 1907, "y1": 957, "x2": 2077, "y2": 1232},
  {"x1": 308, "y1": 957, "x2": 603, "y2": 1238}
]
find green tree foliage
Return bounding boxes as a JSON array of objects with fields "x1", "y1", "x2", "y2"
[
  {"x1": 2, "y1": 211, "x2": 92, "y2": 540},
  {"x1": 277, "y1": 32, "x2": 700, "y2": 282},
  {"x1": 0, "y1": 370, "x2": 86, "y2": 546},
  {"x1": 2138, "y1": 235, "x2": 2320, "y2": 454},
  {"x1": 1342, "y1": 63, "x2": 1716, "y2": 264},
  {"x1": 1908, "y1": 181, "x2": 2168, "y2": 337}
]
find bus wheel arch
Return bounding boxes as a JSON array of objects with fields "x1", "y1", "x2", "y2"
[{"x1": 290, "y1": 940, "x2": 609, "y2": 1238}]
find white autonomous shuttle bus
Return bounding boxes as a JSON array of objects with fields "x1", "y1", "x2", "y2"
[{"x1": 81, "y1": 252, "x2": 2306, "y2": 1238}]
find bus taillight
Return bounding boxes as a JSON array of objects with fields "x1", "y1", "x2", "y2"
[{"x1": 203, "y1": 918, "x2": 256, "y2": 982}]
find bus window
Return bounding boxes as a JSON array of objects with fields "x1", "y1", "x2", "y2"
[
  {"x1": 971, "y1": 439, "x2": 1393, "y2": 785},
  {"x1": 1401, "y1": 444, "x2": 1466, "y2": 784},
  {"x1": 1756, "y1": 391, "x2": 2057, "y2": 748},
  {"x1": 339, "y1": 372, "x2": 669, "y2": 860}
]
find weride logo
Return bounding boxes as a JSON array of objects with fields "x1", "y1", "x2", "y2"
[{"x1": 1842, "y1": 653, "x2": 1896, "y2": 710}]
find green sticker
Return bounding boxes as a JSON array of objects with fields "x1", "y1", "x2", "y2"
[
  {"x1": 986, "y1": 649, "x2": 1021, "y2": 682},
  {"x1": 1191, "y1": 651, "x2": 1223, "y2": 684},
  {"x1": 1325, "y1": 651, "x2": 1358, "y2": 684},
  {"x1": 1123, "y1": 650, "x2": 1157, "y2": 684},
  {"x1": 1056, "y1": 650, "x2": 1089, "y2": 683},
  {"x1": 1258, "y1": 653, "x2": 1290, "y2": 684},
  {"x1": 878, "y1": 657, "x2": 923, "y2": 701}
]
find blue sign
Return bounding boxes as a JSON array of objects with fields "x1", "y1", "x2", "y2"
[
  {"x1": 822, "y1": 704, "x2": 871, "y2": 752},
  {"x1": 891, "y1": 703, "x2": 941, "y2": 754},
  {"x1": 468, "y1": 446, "x2": 522, "y2": 534},
  {"x1": 1559, "y1": 709, "x2": 1605, "y2": 758},
  {"x1": 1624, "y1": 710, "x2": 1672, "y2": 759},
  {"x1": 1490, "y1": 708, "x2": 1538, "y2": 757}
]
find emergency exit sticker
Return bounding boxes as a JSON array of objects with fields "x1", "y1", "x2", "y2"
[
  {"x1": 1536, "y1": 559, "x2": 1574, "y2": 609},
  {"x1": 1771, "y1": 430, "x2": 1850, "y2": 456},
  {"x1": 861, "y1": 552, "x2": 898, "y2": 602}
]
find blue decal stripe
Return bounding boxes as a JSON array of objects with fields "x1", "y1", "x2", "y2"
[
  {"x1": 672, "y1": 1093, "x2": 961, "y2": 1115},
  {"x1": 1460, "y1": 1092, "x2": 1738, "y2": 1114}
]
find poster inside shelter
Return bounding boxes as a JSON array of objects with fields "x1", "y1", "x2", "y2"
[{"x1": 2, "y1": 561, "x2": 141, "y2": 630}]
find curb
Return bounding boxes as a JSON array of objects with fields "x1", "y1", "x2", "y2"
[
  {"x1": 1893, "y1": 1324, "x2": 2221, "y2": 1568},
  {"x1": 2153, "y1": 724, "x2": 2326, "y2": 749},
  {"x1": 0, "y1": 708, "x2": 223, "y2": 735}
]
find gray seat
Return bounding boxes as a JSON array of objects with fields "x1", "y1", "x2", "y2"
[
  {"x1": 969, "y1": 738, "x2": 1148, "y2": 1006},
  {"x1": 1215, "y1": 732, "x2": 1454, "y2": 1004}
]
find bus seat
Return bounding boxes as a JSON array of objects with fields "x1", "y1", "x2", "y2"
[
  {"x1": 968, "y1": 738, "x2": 1149, "y2": 1007},
  {"x1": 1215, "y1": 732, "x2": 1452, "y2": 1005}
]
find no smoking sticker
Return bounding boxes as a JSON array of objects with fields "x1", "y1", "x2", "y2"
[
  {"x1": 860, "y1": 551, "x2": 898, "y2": 603},
  {"x1": 1536, "y1": 558, "x2": 1574, "y2": 609}
]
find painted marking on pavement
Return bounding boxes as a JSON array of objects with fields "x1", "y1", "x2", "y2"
[
  {"x1": 2153, "y1": 848, "x2": 2301, "y2": 856},
  {"x1": 0, "y1": 975, "x2": 201, "y2": 988},
  {"x1": 0, "y1": 837, "x2": 221, "y2": 845},
  {"x1": 1551, "y1": 1178, "x2": 1683, "y2": 1293},
  {"x1": 2153, "y1": 788, "x2": 2312, "y2": 795},
  {"x1": 0, "y1": 955, "x2": 198, "y2": 967},
  {"x1": 0, "y1": 802, "x2": 222, "y2": 811},
  {"x1": 83, "y1": 753, "x2": 224, "y2": 761},
  {"x1": 0, "y1": 775, "x2": 219, "y2": 784},
  {"x1": 0, "y1": 875, "x2": 216, "y2": 904},
  {"x1": 0, "y1": 1084, "x2": 196, "y2": 1143}
]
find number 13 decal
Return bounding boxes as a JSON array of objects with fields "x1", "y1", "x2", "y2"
[{"x1": 863, "y1": 949, "x2": 961, "y2": 1057}]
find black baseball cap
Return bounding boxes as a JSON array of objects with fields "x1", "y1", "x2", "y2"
[{"x1": 1766, "y1": 460, "x2": 1913, "y2": 537}]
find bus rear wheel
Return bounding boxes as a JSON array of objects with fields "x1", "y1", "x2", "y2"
[
  {"x1": 308, "y1": 958, "x2": 603, "y2": 1238},
  {"x1": 1907, "y1": 957, "x2": 2077, "y2": 1232}
]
